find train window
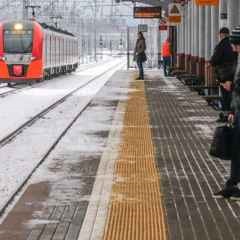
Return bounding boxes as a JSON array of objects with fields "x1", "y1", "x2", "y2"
[{"x1": 4, "y1": 30, "x2": 32, "y2": 54}]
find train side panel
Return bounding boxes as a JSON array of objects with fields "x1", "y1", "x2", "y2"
[{"x1": 43, "y1": 28, "x2": 78, "y2": 76}]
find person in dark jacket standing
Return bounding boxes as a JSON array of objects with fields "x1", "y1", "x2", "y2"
[
  {"x1": 214, "y1": 26, "x2": 240, "y2": 200},
  {"x1": 210, "y1": 27, "x2": 238, "y2": 122},
  {"x1": 134, "y1": 32, "x2": 146, "y2": 80}
]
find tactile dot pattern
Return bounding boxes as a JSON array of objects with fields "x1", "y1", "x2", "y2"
[{"x1": 103, "y1": 81, "x2": 168, "y2": 240}]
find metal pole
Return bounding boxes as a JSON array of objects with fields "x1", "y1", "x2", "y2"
[
  {"x1": 219, "y1": 0, "x2": 227, "y2": 27},
  {"x1": 194, "y1": 5, "x2": 199, "y2": 58},
  {"x1": 191, "y1": 1, "x2": 194, "y2": 57},
  {"x1": 227, "y1": 0, "x2": 239, "y2": 30},
  {"x1": 94, "y1": 0, "x2": 97, "y2": 62},
  {"x1": 181, "y1": 8, "x2": 185, "y2": 56},
  {"x1": 205, "y1": 6, "x2": 211, "y2": 60},
  {"x1": 183, "y1": 4, "x2": 188, "y2": 69},
  {"x1": 127, "y1": 26, "x2": 130, "y2": 69},
  {"x1": 199, "y1": 6, "x2": 205, "y2": 59},
  {"x1": 177, "y1": 24, "x2": 180, "y2": 55},
  {"x1": 158, "y1": 20, "x2": 161, "y2": 69},
  {"x1": 211, "y1": 5, "x2": 219, "y2": 53},
  {"x1": 22, "y1": 0, "x2": 28, "y2": 20},
  {"x1": 187, "y1": 3, "x2": 191, "y2": 57},
  {"x1": 82, "y1": 19, "x2": 85, "y2": 64}
]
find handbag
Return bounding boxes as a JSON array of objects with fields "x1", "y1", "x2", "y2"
[
  {"x1": 138, "y1": 52, "x2": 147, "y2": 62},
  {"x1": 209, "y1": 124, "x2": 234, "y2": 160}
]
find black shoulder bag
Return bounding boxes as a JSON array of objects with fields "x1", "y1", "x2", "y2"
[{"x1": 209, "y1": 124, "x2": 234, "y2": 160}]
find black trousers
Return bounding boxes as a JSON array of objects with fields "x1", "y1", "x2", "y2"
[
  {"x1": 226, "y1": 112, "x2": 240, "y2": 189},
  {"x1": 163, "y1": 56, "x2": 171, "y2": 76},
  {"x1": 220, "y1": 85, "x2": 232, "y2": 111},
  {"x1": 137, "y1": 59, "x2": 144, "y2": 79}
]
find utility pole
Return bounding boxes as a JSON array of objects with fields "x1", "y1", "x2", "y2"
[
  {"x1": 22, "y1": 0, "x2": 29, "y2": 20},
  {"x1": 80, "y1": 18, "x2": 85, "y2": 64},
  {"x1": 25, "y1": 4, "x2": 41, "y2": 20},
  {"x1": 94, "y1": 0, "x2": 97, "y2": 62},
  {"x1": 49, "y1": 0, "x2": 62, "y2": 28},
  {"x1": 127, "y1": 26, "x2": 130, "y2": 69}
]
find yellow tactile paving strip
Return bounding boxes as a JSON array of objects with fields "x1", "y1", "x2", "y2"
[{"x1": 103, "y1": 80, "x2": 168, "y2": 240}]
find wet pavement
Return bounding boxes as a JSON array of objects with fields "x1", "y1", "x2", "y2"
[{"x1": 145, "y1": 72, "x2": 240, "y2": 240}]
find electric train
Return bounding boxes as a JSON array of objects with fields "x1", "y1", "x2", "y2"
[{"x1": 0, "y1": 20, "x2": 79, "y2": 84}]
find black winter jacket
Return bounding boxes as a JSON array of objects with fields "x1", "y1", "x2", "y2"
[
  {"x1": 210, "y1": 37, "x2": 238, "y2": 83},
  {"x1": 210, "y1": 37, "x2": 237, "y2": 67}
]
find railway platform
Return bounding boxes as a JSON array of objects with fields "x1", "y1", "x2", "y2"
[{"x1": 1, "y1": 69, "x2": 240, "y2": 240}]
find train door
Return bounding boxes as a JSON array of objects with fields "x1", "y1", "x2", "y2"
[
  {"x1": 58, "y1": 36, "x2": 60, "y2": 67},
  {"x1": 45, "y1": 33, "x2": 51, "y2": 68},
  {"x1": 70, "y1": 40, "x2": 72, "y2": 64},
  {"x1": 56, "y1": 36, "x2": 58, "y2": 67},
  {"x1": 44, "y1": 32, "x2": 47, "y2": 68},
  {"x1": 50, "y1": 34, "x2": 52, "y2": 71},
  {"x1": 59, "y1": 37, "x2": 61, "y2": 67},
  {"x1": 67, "y1": 39, "x2": 69, "y2": 65},
  {"x1": 59, "y1": 37, "x2": 62, "y2": 67},
  {"x1": 54, "y1": 35, "x2": 56, "y2": 68},
  {"x1": 64, "y1": 38, "x2": 66, "y2": 67},
  {"x1": 45, "y1": 34, "x2": 48, "y2": 68}
]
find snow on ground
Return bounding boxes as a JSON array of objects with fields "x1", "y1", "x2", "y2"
[
  {"x1": 25, "y1": 74, "x2": 129, "y2": 212},
  {"x1": 0, "y1": 57, "x2": 123, "y2": 141},
  {"x1": 78, "y1": 55, "x2": 116, "y2": 71},
  {"x1": 0, "y1": 58, "x2": 125, "y2": 213},
  {"x1": 0, "y1": 86, "x2": 20, "y2": 95}
]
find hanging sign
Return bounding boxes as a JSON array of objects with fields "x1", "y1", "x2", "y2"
[
  {"x1": 138, "y1": 24, "x2": 148, "y2": 32},
  {"x1": 195, "y1": 0, "x2": 219, "y2": 6},
  {"x1": 168, "y1": 3, "x2": 182, "y2": 25},
  {"x1": 134, "y1": 6, "x2": 162, "y2": 19}
]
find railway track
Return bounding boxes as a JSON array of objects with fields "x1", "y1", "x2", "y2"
[
  {"x1": 0, "y1": 85, "x2": 28, "y2": 98},
  {"x1": 0, "y1": 59, "x2": 113, "y2": 99},
  {"x1": 0, "y1": 61, "x2": 124, "y2": 217}
]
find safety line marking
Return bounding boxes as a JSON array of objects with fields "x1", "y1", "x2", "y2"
[{"x1": 103, "y1": 80, "x2": 168, "y2": 240}]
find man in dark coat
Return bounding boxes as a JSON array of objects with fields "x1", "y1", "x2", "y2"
[
  {"x1": 214, "y1": 26, "x2": 240, "y2": 200},
  {"x1": 210, "y1": 27, "x2": 238, "y2": 121}
]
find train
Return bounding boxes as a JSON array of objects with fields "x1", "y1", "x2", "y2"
[{"x1": 0, "y1": 20, "x2": 79, "y2": 85}]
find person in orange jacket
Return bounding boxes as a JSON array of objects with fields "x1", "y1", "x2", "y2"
[{"x1": 161, "y1": 38, "x2": 171, "y2": 76}]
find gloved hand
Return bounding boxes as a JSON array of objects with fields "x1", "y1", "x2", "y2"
[
  {"x1": 221, "y1": 81, "x2": 232, "y2": 92},
  {"x1": 228, "y1": 113, "x2": 235, "y2": 123}
]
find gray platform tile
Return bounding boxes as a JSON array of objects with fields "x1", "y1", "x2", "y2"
[
  {"x1": 27, "y1": 229, "x2": 44, "y2": 240},
  {"x1": 64, "y1": 201, "x2": 88, "y2": 240},
  {"x1": 38, "y1": 206, "x2": 65, "y2": 240},
  {"x1": 145, "y1": 72, "x2": 240, "y2": 240},
  {"x1": 52, "y1": 205, "x2": 77, "y2": 240},
  {"x1": 27, "y1": 206, "x2": 55, "y2": 240}
]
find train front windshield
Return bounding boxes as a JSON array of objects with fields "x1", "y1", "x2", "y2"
[{"x1": 4, "y1": 30, "x2": 32, "y2": 54}]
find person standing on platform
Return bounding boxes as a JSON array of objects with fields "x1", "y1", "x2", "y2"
[
  {"x1": 134, "y1": 32, "x2": 147, "y2": 80},
  {"x1": 210, "y1": 27, "x2": 238, "y2": 122},
  {"x1": 161, "y1": 38, "x2": 172, "y2": 76},
  {"x1": 214, "y1": 27, "x2": 240, "y2": 200}
]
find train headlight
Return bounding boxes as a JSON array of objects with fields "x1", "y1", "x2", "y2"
[{"x1": 14, "y1": 23, "x2": 23, "y2": 31}]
